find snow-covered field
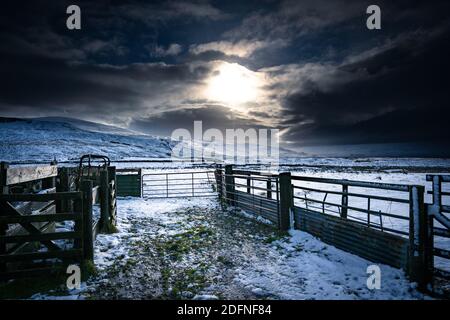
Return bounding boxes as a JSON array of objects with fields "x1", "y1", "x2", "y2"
[
  {"x1": 1, "y1": 116, "x2": 448, "y2": 299},
  {"x1": 30, "y1": 197, "x2": 428, "y2": 300}
]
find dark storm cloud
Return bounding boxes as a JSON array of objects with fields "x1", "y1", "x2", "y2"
[
  {"x1": 129, "y1": 105, "x2": 269, "y2": 137},
  {"x1": 280, "y1": 23, "x2": 450, "y2": 146},
  {"x1": 0, "y1": 47, "x2": 213, "y2": 119},
  {"x1": 0, "y1": 0, "x2": 228, "y2": 121},
  {"x1": 1, "y1": 0, "x2": 450, "y2": 154}
]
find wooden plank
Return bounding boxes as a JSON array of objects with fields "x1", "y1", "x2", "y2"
[
  {"x1": 426, "y1": 174, "x2": 450, "y2": 182},
  {"x1": 434, "y1": 247, "x2": 450, "y2": 259},
  {"x1": 92, "y1": 186, "x2": 100, "y2": 204},
  {"x1": 0, "y1": 191, "x2": 82, "y2": 202},
  {"x1": 0, "y1": 266, "x2": 64, "y2": 280},
  {"x1": 81, "y1": 180, "x2": 94, "y2": 260},
  {"x1": 6, "y1": 219, "x2": 54, "y2": 255},
  {"x1": 92, "y1": 218, "x2": 100, "y2": 239},
  {"x1": 100, "y1": 170, "x2": 110, "y2": 232},
  {"x1": 1, "y1": 202, "x2": 61, "y2": 251},
  {"x1": 6, "y1": 165, "x2": 58, "y2": 185},
  {"x1": 0, "y1": 213, "x2": 82, "y2": 224},
  {"x1": 1, "y1": 231, "x2": 81, "y2": 243},
  {"x1": 434, "y1": 268, "x2": 450, "y2": 279},
  {"x1": 434, "y1": 227, "x2": 450, "y2": 238},
  {"x1": 10, "y1": 187, "x2": 56, "y2": 216},
  {"x1": 0, "y1": 249, "x2": 83, "y2": 262}
]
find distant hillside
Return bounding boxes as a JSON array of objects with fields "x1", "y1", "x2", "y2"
[{"x1": 0, "y1": 117, "x2": 175, "y2": 162}]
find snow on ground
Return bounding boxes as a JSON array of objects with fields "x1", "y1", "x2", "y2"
[
  {"x1": 93, "y1": 197, "x2": 217, "y2": 271},
  {"x1": 31, "y1": 196, "x2": 427, "y2": 300},
  {"x1": 234, "y1": 229, "x2": 422, "y2": 300}
]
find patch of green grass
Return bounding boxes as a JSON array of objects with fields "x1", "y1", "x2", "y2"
[
  {"x1": 81, "y1": 260, "x2": 97, "y2": 279},
  {"x1": 156, "y1": 226, "x2": 215, "y2": 261},
  {"x1": 263, "y1": 230, "x2": 289, "y2": 244},
  {"x1": 103, "y1": 222, "x2": 120, "y2": 234},
  {"x1": 217, "y1": 255, "x2": 233, "y2": 267},
  {"x1": 164, "y1": 267, "x2": 208, "y2": 299}
]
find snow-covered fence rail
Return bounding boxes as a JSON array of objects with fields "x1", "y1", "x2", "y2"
[
  {"x1": 216, "y1": 165, "x2": 433, "y2": 290},
  {"x1": 426, "y1": 175, "x2": 450, "y2": 282}
]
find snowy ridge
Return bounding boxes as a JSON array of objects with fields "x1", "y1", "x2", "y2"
[{"x1": 0, "y1": 117, "x2": 175, "y2": 162}]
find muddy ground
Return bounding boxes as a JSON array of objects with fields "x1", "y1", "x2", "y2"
[{"x1": 85, "y1": 201, "x2": 285, "y2": 299}]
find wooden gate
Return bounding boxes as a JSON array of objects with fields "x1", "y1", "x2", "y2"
[
  {"x1": 0, "y1": 163, "x2": 86, "y2": 280},
  {"x1": 0, "y1": 162, "x2": 118, "y2": 281}
]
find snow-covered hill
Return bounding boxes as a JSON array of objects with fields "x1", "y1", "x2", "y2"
[
  {"x1": 0, "y1": 116, "x2": 295, "y2": 164},
  {"x1": 0, "y1": 117, "x2": 175, "y2": 162},
  {"x1": 2, "y1": 117, "x2": 450, "y2": 169}
]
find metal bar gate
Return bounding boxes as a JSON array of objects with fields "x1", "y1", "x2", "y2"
[{"x1": 141, "y1": 171, "x2": 217, "y2": 198}]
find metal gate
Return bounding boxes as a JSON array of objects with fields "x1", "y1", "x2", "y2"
[
  {"x1": 141, "y1": 171, "x2": 217, "y2": 198},
  {"x1": 427, "y1": 175, "x2": 450, "y2": 281}
]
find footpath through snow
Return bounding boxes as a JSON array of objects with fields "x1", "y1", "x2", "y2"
[{"x1": 32, "y1": 197, "x2": 426, "y2": 300}]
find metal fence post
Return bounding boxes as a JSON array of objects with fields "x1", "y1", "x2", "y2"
[
  {"x1": 247, "y1": 174, "x2": 251, "y2": 194},
  {"x1": 224, "y1": 165, "x2": 235, "y2": 205},
  {"x1": 99, "y1": 170, "x2": 110, "y2": 233},
  {"x1": 279, "y1": 172, "x2": 292, "y2": 231},
  {"x1": 267, "y1": 178, "x2": 272, "y2": 199},
  {"x1": 81, "y1": 180, "x2": 94, "y2": 261},
  {"x1": 408, "y1": 185, "x2": 431, "y2": 289},
  {"x1": 341, "y1": 183, "x2": 348, "y2": 218}
]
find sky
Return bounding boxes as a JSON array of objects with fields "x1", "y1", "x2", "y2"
[{"x1": 0, "y1": 0, "x2": 449, "y2": 155}]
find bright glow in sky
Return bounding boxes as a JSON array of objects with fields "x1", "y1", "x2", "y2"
[{"x1": 206, "y1": 62, "x2": 261, "y2": 107}]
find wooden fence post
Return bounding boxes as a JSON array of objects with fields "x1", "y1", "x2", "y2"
[
  {"x1": 279, "y1": 172, "x2": 292, "y2": 231},
  {"x1": 0, "y1": 162, "x2": 9, "y2": 195},
  {"x1": 81, "y1": 180, "x2": 94, "y2": 261},
  {"x1": 57, "y1": 167, "x2": 71, "y2": 213},
  {"x1": 224, "y1": 165, "x2": 235, "y2": 205},
  {"x1": 0, "y1": 162, "x2": 9, "y2": 273},
  {"x1": 42, "y1": 160, "x2": 57, "y2": 190},
  {"x1": 408, "y1": 185, "x2": 431, "y2": 289},
  {"x1": 214, "y1": 167, "x2": 223, "y2": 200},
  {"x1": 99, "y1": 170, "x2": 110, "y2": 233},
  {"x1": 138, "y1": 168, "x2": 142, "y2": 197},
  {"x1": 108, "y1": 166, "x2": 117, "y2": 226},
  {"x1": 341, "y1": 183, "x2": 348, "y2": 218}
]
